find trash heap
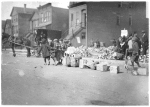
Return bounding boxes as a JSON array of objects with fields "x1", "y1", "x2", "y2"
[
  {"x1": 66, "y1": 45, "x2": 116, "y2": 60},
  {"x1": 87, "y1": 46, "x2": 115, "y2": 60}
]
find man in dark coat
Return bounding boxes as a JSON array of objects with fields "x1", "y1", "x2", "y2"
[
  {"x1": 133, "y1": 32, "x2": 141, "y2": 51},
  {"x1": 23, "y1": 38, "x2": 31, "y2": 57},
  {"x1": 53, "y1": 39, "x2": 62, "y2": 65},
  {"x1": 116, "y1": 37, "x2": 127, "y2": 56},
  {"x1": 38, "y1": 38, "x2": 51, "y2": 65},
  {"x1": 59, "y1": 39, "x2": 66, "y2": 64},
  {"x1": 141, "y1": 30, "x2": 148, "y2": 55}
]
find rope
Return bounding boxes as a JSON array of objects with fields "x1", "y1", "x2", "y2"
[{"x1": 8, "y1": 40, "x2": 33, "y2": 49}]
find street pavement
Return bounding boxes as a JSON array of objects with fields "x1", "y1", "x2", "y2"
[{"x1": 1, "y1": 50, "x2": 149, "y2": 105}]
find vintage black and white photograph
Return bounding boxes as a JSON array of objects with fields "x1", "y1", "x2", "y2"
[{"x1": 1, "y1": 0, "x2": 149, "y2": 105}]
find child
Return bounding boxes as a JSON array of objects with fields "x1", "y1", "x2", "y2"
[
  {"x1": 124, "y1": 36, "x2": 133, "y2": 70},
  {"x1": 131, "y1": 36, "x2": 141, "y2": 67},
  {"x1": 38, "y1": 38, "x2": 51, "y2": 65}
]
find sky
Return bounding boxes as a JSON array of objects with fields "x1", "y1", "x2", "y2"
[{"x1": 1, "y1": 1, "x2": 69, "y2": 20}]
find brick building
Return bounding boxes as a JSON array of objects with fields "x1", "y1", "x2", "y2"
[
  {"x1": 67, "y1": 2, "x2": 148, "y2": 47},
  {"x1": 29, "y1": 3, "x2": 69, "y2": 39},
  {"x1": 4, "y1": 19, "x2": 12, "y2": 35},
  {"x1": 10, "y1": 4, "x2": 36, "y2": 38}
]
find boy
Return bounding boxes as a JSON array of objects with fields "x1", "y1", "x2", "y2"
[{"x1": 131, "y1": 36, "x2": 141, "y2": 67}]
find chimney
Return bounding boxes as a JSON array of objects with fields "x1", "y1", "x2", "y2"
[
  {"x1": 24, "y1": 4, "x2": 26, "y2": 13},
  {"x1": 38, "y1": 5, "x2": 41, "y2": 9}
]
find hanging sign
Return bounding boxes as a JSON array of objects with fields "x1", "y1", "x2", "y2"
[
  {"x1": 76, "y1": 37, "x2": 81, "y2": 43},
  {"x1": 121, "y1": 28, "x2": 128, "y2": 37}
]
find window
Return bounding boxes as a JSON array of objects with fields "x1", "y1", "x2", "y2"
[
  {"x1": 44, "y1": 12, "x2": 47, "y2": 22},
  {"x1": 41, "y1": 13, "x2": 44, "y2": 22},
  {"x1": 81, "y1": 32, "x2": 86, "y2": 39},
  {"x1": 116, "y1": 15, "x2": 120, "y2": 25},
  {"x1": 33, "y1": 21, "x2": 35, "y2": 27},
  {"x1": 6, "y1": 24, "x2": 9, "y2": 28},
  {"x1": 14, "y1": 26, "x2": 18, "y2": 34},
  {"x1": 71, "y1": 13, "x2": 73, "y2": 27},
  {"x1": 47, "y1": 12, "x2": 49, "y2": 21},
  {"x1": 71, "y1": 13, "x2": 73, "y2": 21},
  {"x1": 16, "y1": 26, "x2": 18, "y2": 33},
  {"x1": 16, "y1": 15, "x2": 18, "y2": 22},
  {"x1": 13, "y1": 17, "x2": 15, "y2": 23},
  {"x1": 129, "y1": 15, "x2": 132, "y2": 26},
  {"x1": 48, "y1": 11, "x2": 51, "y2": 21},
  {"x1": 76, "y1": 12, "x2": 80, "y2": 25},
  {"x1": 118, "y1": 2, "x2": 122, "y2": 8},
  {"x1": 129, "y1": 3, "x2": 133, "y2": 8},
  {"x1": 39, "y1": 18, "x2": 41, "y2": 23}
]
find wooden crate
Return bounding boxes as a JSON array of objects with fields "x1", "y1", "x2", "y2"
[
  {"x1": 109, "y1": 66, "x2": 120, "y2": 74},
  {"x1": 96, "y1": 64, "x2": 109, "y2": 72},
  {"x1": 136, "y1": 67, "x2": 149, "y2": 76}
]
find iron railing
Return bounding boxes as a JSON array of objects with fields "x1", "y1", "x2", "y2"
[{"x1": 61, "y1": 22, "x2": 85, "y2": 39}]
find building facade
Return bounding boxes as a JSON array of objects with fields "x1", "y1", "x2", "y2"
[
  {"x1": 2, "y1": 20, "x2": 6, "y2": 33},
  {"x1": 29, "y1": 3, "x2": 69, "y2": 39},
  {"x1": 68, "y1": 2, "x2": 148, "y2": 47},
  {"x1": 65, "y1": 2, "x2": 87, "y2": 47},
  {"x1": 4, "y1": 19, "x2": 12, "y2": 35},
  {"x1": 10, "y1": 4, "x2": 36, "y2": 38}
]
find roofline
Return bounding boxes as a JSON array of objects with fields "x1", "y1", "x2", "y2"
[
  {"x1": 38, "y1": 3, "x2": 51, "y2": 9},
  {"x1": 10, "y1": 7, "x2": 36, "y2": 17},
  {"x1": 10, "y1": 7, "x2": 15, "y2": 17},
  {"x1": 29, "y1": 11, "x2": 37, "y2": 21},
  {"x1": 68, "y1": 2, "x2": 87, "y2": 8},
  {"x1": 52, "y1": 6, "x2": 69, "y2": 10}
]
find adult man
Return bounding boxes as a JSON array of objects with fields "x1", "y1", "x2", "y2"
[
  {"x1": 23, "y1": 38, "x2": 31, "y2": 57},
  {"x1": 34, "y1": 30, "x2": 40, "y2": 46},
  {"x1": 141, "y1": 30, "x2": 148, "y2": 55},
  {"x1": 133, "y1": 32, "x2": 141, "y2": 49}
]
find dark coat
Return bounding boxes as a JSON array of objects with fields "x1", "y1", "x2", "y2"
[
  {"x1": 24, "y1": 38, "x2": 31, "y2": 46},
  {"x1": 141, "y1": 33, "x2": 148, "y2": 43},
  {"x1": 141, "y1": 33, "x2": 148, "y2": 48},
  {"x1": 136, "y1": 37, "x2": 141, "y2": 49},
  {"x1": 132, "y1": 41, "x2": 139, "y2": 54},
  {"x1": 38, "y1": 43, "x2": 51, "y2": 58}
]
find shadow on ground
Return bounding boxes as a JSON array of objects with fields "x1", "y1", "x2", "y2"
[{"x1": 89, "y1": 100, "x2": 127, "y2": 106}]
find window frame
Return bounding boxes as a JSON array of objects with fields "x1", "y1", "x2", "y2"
[
  {"x1": 41, "y1": 13, "x2": 44, "y2": 23},
  {"x1": 129, "y1": 15, "x2": 132, "y2": 26},
  {"x1": 116, "y1": 15, "x2": 121, "y2": 26}
]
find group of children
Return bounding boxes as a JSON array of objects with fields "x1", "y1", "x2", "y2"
[
  {"x1": 38, "y1": 38, "x2": 71, "y2": 66},
  {"x1": 37, "y1": 30, "x2": 148, "y2": 68}
]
